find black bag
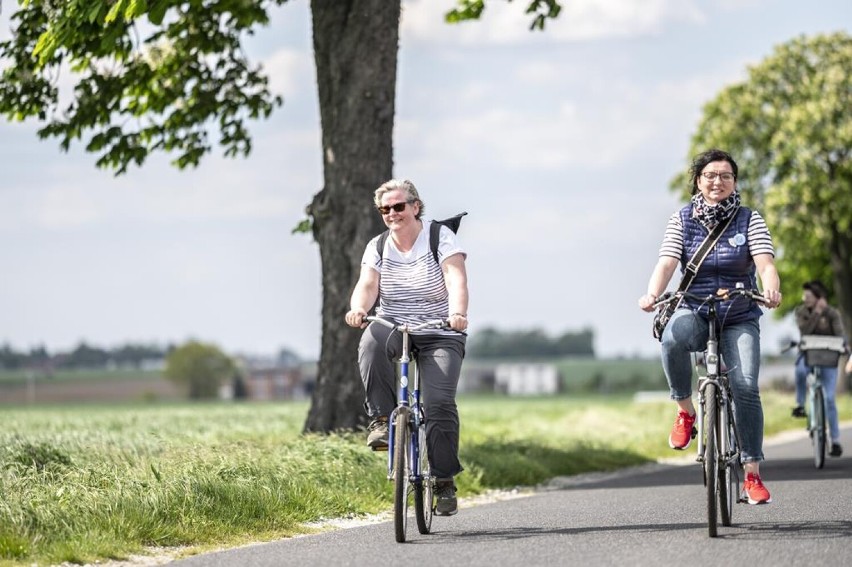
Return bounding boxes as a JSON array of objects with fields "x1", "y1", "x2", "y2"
[
  {"x1": 377, "y1": 212, "x2": 467, "y2": 265},
  {"x1": 651, "y1": 209, "x2": 740, "y2": 341},
  {"x1": 652, "y1": 301, "x2": 679, "y2": 341}
]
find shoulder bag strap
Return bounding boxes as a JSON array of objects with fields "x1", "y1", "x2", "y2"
[{"x1": 677, "y1": 207, "x2": 739, "y2": 293}]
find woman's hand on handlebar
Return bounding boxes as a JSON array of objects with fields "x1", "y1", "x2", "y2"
[
  {"x1": 761, "y1": 289, "x2": 782, "y2": 309},
  {"x1": 638, "y1": 293, "x2": 660, "y2": 312},
  {"x1": 448, "y1": 313, "x2": 468, "y2": 332},
  {"x1": 344, "y1": 308, "x2": 368, "y2": 329}
]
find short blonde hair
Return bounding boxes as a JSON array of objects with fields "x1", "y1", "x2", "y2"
[{"x1": 374, "y1": 179, "x2": 425, "y2": 219}]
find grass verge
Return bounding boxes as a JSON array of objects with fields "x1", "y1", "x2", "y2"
[{"x1": 1, "y1": 391, "x2": 849, "y2": 566}]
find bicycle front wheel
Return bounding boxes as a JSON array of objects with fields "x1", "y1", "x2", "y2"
[
  {"x1": 393, "y1": 408, "x2": 411, "y2": 543},
  {"x1": 812, "y1": 387, "x2": 826, "y2": 470},
  {"x1": 414, "y1": 423, "x2": 434, "y2": 534},
  {"x1": 719, "y1": 401, "x2": 738, "y2": 527},
  {"x1": 703, "y1": 383, "x2": 719, "y2": 538}
]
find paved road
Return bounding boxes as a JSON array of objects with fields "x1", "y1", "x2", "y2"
[{"x1": 173, "y1": 426, "x2": 852, "y2": 567}]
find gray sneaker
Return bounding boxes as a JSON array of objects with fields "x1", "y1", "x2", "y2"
[
  {"x1": 366, "y1": 417, "x2": 388, "y2": 450},
  {"x1": 435, "y1": 479, "x2": 457, "y2": 516}
]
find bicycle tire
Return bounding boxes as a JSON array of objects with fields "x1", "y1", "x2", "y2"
[
  {"x1": 704, "y1": 383, "x2": 719, "y2": 538},
  {"x1": 414, "y1": 424, "x2": 433, "y2": 534},
  {"x1": 393, "y1": 408, "x2": 411, "y2": 543},
  {"x1": 719, "y1": 400, "x2": 737, "y2": 527},
  {"x1": 812, "y1": 387, "x2": 826, "y2": 470}
]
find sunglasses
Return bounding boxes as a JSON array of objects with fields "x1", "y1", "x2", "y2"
[{"x1": 377, "y1": 201, "x2": 411, "y2": 215}]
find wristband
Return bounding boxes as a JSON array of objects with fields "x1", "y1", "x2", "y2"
[{"x1": 450, "y1": 313, "x2": 467, "y2": 318}]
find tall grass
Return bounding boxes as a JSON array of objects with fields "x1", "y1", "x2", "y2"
[{"x1": 1, "y1": 392, "x2": 849, "y2": 566}]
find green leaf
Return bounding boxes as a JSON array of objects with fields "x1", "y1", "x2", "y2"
[
  {"x1": 291, "y1": 218, "x2": 313, "y2": 235},
  {"x1": 149, "y1": 0, "x2": 168, "y2": 26}
]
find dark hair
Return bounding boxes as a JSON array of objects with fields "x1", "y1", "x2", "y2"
[
  {"x1": 803, "y1": 280, "x2": 828, "y2": 299},
  {"x1": 689, "y1": 149, "x2": 739, "y2": 195}
]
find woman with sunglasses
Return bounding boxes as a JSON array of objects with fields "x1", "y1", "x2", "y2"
[
  {"x1": 344, "y1": 178, "x2": 469, "y2": 516},
  {"x1": 637, "y1": 149, "x2": 782, "y2": 505}
]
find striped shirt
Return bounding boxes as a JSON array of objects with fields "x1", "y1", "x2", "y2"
[
  {"x1": 659, "y1": 210, "x2": 775, "y2": 260},
  {"x1": 362, "y1": 220, "x2": 465, "y2": 335}
]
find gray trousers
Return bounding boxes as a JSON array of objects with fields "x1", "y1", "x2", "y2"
[{"x1": 358, "y1": 321, "x2": 466, "y2": 479}]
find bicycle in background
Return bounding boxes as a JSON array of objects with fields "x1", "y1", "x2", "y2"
[
  {"x1": 653, "y1": 286, "x2": 767, "y2": 538},
  {"x1": 783, "y1": 335, "x2": 847, "y2": 469},
  {"x1": 365, "y1": 315, "x2": 450, "y2": 543}
]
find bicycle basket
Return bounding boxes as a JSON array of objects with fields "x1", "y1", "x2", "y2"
[{"x1": 800, "y1": 335, "x2": 845, "y2": 367}]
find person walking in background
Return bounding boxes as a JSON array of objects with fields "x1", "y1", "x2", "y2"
[
  {"x1": 792, "y1": 279, "x2": 845, "y2": 457},
  {"x1": 345, "y1": 178, "x2": 469, "y2": 516},
  {"x1": 638, "y1": 149, "x2": 782, "y2": 505}
]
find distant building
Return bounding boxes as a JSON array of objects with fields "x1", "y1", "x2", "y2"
[
  {"x1": 494, "y1": 363, "x2": 560, "y2": 396},
  {"x1": 224, "y1": 354, "x2": 314, "y2": 400}
]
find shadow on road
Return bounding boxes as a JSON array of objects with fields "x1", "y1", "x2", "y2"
[
  {"x1": 720, "y1": 520, "x2": 852, "y2": 540},
  {"x1": 406, "y1": 521, "x2": 707, "y2": 544},
  {"x1": 551, "y1": 455, "x2": 850, "y2": 491},
  {"x1": 405, "y1": 517, "x2": 852, "y2": 545},
  {"x1": 762, "y1": 457, "x2": 852, "y2": 481}
]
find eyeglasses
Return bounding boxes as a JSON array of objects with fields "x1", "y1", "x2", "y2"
[
  {"x1": 701, "y1": 171, "x2": 736, "y2": 183},
  {"x1": 377, "y1": 201, "x2": 411, "y2": 215}
]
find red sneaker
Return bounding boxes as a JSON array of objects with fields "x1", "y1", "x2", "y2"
[
  {"x1": 742, "y1": 473, "x2": 772, "y2": 505},
  {"x1": 668, "y1": 410, "x2": 697, "y2": 450}
]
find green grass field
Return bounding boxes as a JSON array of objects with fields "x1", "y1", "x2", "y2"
[
  {"x1": 1, "y1": 392, "x2": 850, "y2": 566},
  {"x1": 0, "y1": 369, "x2": 163, "y2": 384}
]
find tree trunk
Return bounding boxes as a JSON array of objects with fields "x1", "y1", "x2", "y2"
[
  {"x1": 829, "y1": 226, "x2": 852, "y2": 394},
  {"x1": 304, "y1": 0, "x2": 400, "y2": 432}
]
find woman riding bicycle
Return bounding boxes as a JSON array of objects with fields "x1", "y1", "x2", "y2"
[
  {"x1": 638, "y1": 149, "x2": 782, "y2": 505},
  {"x1": 792, "y1": 279, "x2": 845, "y2": 457},
  {"x1": 344, "y1": 179, "x2": 469, "y2": 517}
]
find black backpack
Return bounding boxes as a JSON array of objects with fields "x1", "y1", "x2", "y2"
[{"x1": 376, "y1": 212, "x2": 467, "y2": 265}]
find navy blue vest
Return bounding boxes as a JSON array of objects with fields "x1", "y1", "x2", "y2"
[{"x1": 679, "y1": 205, "x2": 762, "y2": 325}]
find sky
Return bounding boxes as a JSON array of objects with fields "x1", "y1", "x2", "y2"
[{"x1": 1, "y1": 0, "x2": 850, "y2": 361}]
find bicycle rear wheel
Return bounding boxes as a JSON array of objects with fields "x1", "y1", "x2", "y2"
[
  {"x1": 719, "y1": 401, "x2": 738, "y2": 527},
  {"x1": 414, "y1": 423, "x2": 434, "y2": 534},
  {"x1": 393, "y1": 408, "x2": 411, "y2": 543},
  {"x1": 703, "y1": 383, "x2": 719, "y2": 538},
  {"x1": 812, "y1": 387, "x2": 826, "y2": 470}
]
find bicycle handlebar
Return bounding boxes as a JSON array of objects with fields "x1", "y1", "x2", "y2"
[
  {"x1": 652, "y1": 288, "x2": 768, "y2": 309},
  {"x1": 365, "y1": 315, "x2": 451, "y2": 332}
]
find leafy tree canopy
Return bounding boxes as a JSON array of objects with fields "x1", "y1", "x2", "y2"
[
  {"x1": 671, "y1": 32, "x2": 851, "y2": 329},
  {"x1": 0, "y1": 0, "x2": 561, "y2": 174},
  {"x1": 164, "y1": 340, "x2": 235, "y2": 399},
  {"x1": 467, "y1": 327, "x2": 594, "y2": 358}
]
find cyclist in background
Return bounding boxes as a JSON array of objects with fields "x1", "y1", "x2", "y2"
[
  {"x1": 792, "y1": 280, "x2": 845, "y2": 457},
  {"x1": 344, "y1": 179, "x2": 469, "y2": 516}
]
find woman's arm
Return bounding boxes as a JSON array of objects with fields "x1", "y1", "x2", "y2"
[
  {"x1": 442, "y1": 253, "x2": 469, "y2": 332},
  {"x1": 344, "y1": 265, "x2": 380, "y2": 328},
  {"x1": 638, "y1": 256, "x2": 679, "y2": 312},
  {"x1": 753, "y1": 253, "x2": 782, "y2": 308}
]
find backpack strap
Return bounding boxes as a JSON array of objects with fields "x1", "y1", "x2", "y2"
[
  {"x1": 376, "y1": 230, "x2": 389, "y2": 261},
  {"x1": 377, "y1": 212, "x2": 468, "y2": 266},
  {"x1": 429, "y1": 221, "x2": 442, "y2": 266}
]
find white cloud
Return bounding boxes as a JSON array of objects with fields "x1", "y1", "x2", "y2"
[
  {"x1": 401, "y1": 0, "x2": 706, "y2": 45},
  {"x1": 263, "y1": 47, "x2": 315, "y2": 99}
]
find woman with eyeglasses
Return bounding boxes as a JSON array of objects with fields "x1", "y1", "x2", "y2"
[
  {"x1": 637, "y1": 149, "x2": 782, "y2": 505},
  {"x1": 344, "y1": 178, "x2": 469, "y2": 516}
]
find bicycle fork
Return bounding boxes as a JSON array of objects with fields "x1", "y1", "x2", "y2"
[{"x1": 696, "y1": 375, "x2": 739, "y2": 467}]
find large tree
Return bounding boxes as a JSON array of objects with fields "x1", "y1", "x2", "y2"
[
  {"x1": 0, "y1": 0, "x2": 560, "y2": 431},
  {"x1": 672, "y1": 32, "x2": 852, "y2": 336}
]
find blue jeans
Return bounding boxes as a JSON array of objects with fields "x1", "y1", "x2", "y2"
[
  {"x1": 795, "y1": 355, "x2": 840, "y2": 442},
  {"x1": 661, "y1": 309, "x2": 764, "y2": 463}
]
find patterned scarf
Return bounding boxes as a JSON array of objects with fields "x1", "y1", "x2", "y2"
[{"x1": 691, "y1": 191, "x2": 741, "y2": 229}]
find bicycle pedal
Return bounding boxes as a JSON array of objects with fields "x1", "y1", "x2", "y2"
[{"x1": 370, "y1": 445, "x2": 389, "y2": 452}]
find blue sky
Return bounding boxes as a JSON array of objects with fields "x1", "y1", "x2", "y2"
[{"x1": 1, "y1": 0, "x2": 849, "y2": 360}]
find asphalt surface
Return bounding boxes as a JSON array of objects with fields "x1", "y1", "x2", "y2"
[{"x1": 172, "y1": 425, "x2": 852, "y2": 567}]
